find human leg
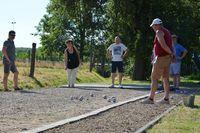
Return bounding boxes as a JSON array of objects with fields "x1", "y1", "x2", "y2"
[
  {"x1": 71, "y1": 67, "x2": 78, "y2": 87},
  {"x1": 3, "y1": 62, "x2": 10, "y2": 90},
  {"x1": 67, "y1": 69, "x2": 72, "y2": 87},
  {"x1": 173, "y1": 62, "x2": 181, "y2": 88},
  {"x1": 110, "y1": 73, "x2": 117, "y2": 87},
  {"x1": 162, "y1": 56, "x2": 171, "y2": 100},
  {"x1": 176, "y1": 74, "x2": 181, "y2": 88},
  {"x1": 117, "y1": 61, "x2": 124, "y2": 87},
  {"x1": 11, "y1": 64, "x2": 19, "y2": 89},
  {"x1": 13, "y1": 71, "x2": 19, "y2": 89},
  {"x1": 110, "y1": 61, "x2": 117, "y2": 87},
  {"x1": 3, "y1": 73, "x2": 9, "y2": 90}
]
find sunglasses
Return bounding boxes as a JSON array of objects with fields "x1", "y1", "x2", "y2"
[
  {"x1": 66, "y1": 41, "x2": 73, "y2": 44},
  {"x1": 10, "y1": 34, "x2": 16, "y2": 36}
]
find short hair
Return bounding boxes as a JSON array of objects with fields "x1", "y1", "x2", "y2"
[
  {"x1": 9, "y1": 30, "x2": 16, "y2": 35},
  {"x1": 115, "y1": 36, "x2": 121, "y2": 40}
]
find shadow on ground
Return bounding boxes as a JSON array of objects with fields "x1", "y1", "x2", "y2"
[
  {"x1": 18, "y1": 89, "x2": 44, "y2": 95},
  {"x1": 32, "y1": 77, "x2": 44, "y2": 87}
]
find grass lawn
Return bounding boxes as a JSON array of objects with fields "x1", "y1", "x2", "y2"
[
  {"x1": 0, "y1": 61, "x2": 149, "y2": 90},
  {"x1": 1, "y1": 60, "x2": 199, "y2": 90},
  {"x1": 148, "y1": 95, "x2": 200, "y2": 133}
]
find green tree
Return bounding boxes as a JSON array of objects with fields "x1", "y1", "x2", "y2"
[
  {"x1": 106, "y1": 0, "x2": 200, "y2": 79},
  {"x1": 37, "y1": 0, "x2": 107, "y2": 61}
]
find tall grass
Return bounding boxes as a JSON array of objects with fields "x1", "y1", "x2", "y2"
[{"x1": 0, "y1": 60, "x2": 113, "y2": 90}]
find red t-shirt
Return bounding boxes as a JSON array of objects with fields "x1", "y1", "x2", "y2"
[{"x1": 153, "y1": 27, "x2": 172, "y2": 57}]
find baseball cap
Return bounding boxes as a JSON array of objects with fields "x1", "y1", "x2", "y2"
[
  {"x1": 172, "y1": 34, "x2": 177, "y2": 38},
  {"x1": 66, "y1": 38, "x2": 73, "y2": 43},
  {"x1": 150, "y1": 18, "x2": 162, "y2": 27}
]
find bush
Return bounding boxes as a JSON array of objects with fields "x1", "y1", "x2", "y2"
[
  {"x1": 96, "y1": 64, "x2": 111, "y2": 78},
  {"x1": 187, "y1": 74, "x2": 200, "y2": 80}
]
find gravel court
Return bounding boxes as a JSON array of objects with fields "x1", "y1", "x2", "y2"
[
  {"x1": 44, "y1": 93, "x2": 182, "y2": 133},
  {"x1": 0, "y1": 86, "x2": 149, "y2": 133}
]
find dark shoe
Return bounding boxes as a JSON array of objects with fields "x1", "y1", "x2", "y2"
[
  {"x1": 142, "y1": 98, "x2": 154, "y2": 104},
  {"x1": 109, "y1": 84, "x2": 115, "y2": 88},
  {"x1": 4, "y1": 88, "x2": 11, "y2": 92},
  {"x1": 14, "y1": 87, "x2": 22, "y2": 91},
  {"x1": 119, "y1": 84, "x2": 123, "y2": 89},
  {"x1": 170, "y1": 87, "x2": 176, "y2": 91},
  {"x1": 71, "y1": 84, "x2": 75, "y2": 88},
  {"x1": 157, "y1": 98, "x2": 170, "y2": 104}
]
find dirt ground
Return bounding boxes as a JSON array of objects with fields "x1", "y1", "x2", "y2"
[{"x1": 0, "y1": 86, "x2": 150, "y2": 133}]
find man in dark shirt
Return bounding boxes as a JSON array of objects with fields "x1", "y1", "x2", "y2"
[{"x1": 2, "y1": 31, "x2": 21, "y2": 91}]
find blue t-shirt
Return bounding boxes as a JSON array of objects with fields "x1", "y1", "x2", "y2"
[
  {"x1": 173, "y1": 43, "x2": 187, "y2": 62},
  {"x1": 2, "y1": 39, "x2": 16, "y2": 64}
]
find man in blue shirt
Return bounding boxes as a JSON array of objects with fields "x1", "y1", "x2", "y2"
[
  {"x1": 2, "y1": 31, "x2": 21, "y2": 91},
  {"x1": 170, "y1": 35, "x2": 187, "y2": 89}
]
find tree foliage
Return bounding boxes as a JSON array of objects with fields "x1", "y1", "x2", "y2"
[{"x1": 37, "y1": 0, "x2": 200, "y2": 79}]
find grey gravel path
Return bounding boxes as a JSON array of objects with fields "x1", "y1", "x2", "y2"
[
  {"x1": 44, "y1": 93, "x2": 182, "y2": 133},
  {"x1": 0, "y1": 86, "x2": 149, "y2": 133}
]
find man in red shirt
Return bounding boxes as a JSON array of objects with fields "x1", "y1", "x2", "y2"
[{"x1": 143, "y1": 18, "x2": 173, "y2": 104}]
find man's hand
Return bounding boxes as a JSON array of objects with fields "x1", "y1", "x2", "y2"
[
  {"x1": 6, "y1": 59, "x2": 11, "y2": 64},
  {"x1": 65, "y1": 65, "x2": 67, "y2": 70},
  {"x1": 171, "y1": 53, "x2": 176, "y2": 63},
  {"x1": 176, "y1": 56, "x2": 182, "y2": 60}
]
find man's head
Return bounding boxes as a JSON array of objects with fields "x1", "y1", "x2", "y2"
[
  {"x1": 8, "y1": 30, "x2": 16, "y2": 40},
  {"x1": 172, "y1": 34, "x2": 178, "y2": 44},
  {"x1": 150, "y1": 18, "x2": 162, "y2": 31},
  {"x1": 114, "y1": 36, "x2": 121, "y2": 44}
]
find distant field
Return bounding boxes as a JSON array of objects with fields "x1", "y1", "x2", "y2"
[
  {"x1": 0, "y1": 60, "x2": 137, "y2": 90},
  {"x1": 1, "y1": 60, "x2": 199, "y2": 91}
]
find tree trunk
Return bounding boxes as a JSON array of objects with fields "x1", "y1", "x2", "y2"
[
  {"x1": 133, "y1": 32, "x2": 148, "y2": 80},
  {"x1": 80, "y1": 28, "x2": 85, "y2": 61}
]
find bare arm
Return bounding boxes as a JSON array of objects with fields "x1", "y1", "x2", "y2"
[
  {"x1": 122, "y1": 49, "x2": 128, "y2": 58},
  {"x1": 180, "y1": 50, "x2": 188, "y2": 59},
  {"x1": 156, "y1": 31, "x2": 172, "y2": 54},
  {"x1": 2, "y1": 46, "x2": 10, "y2": 63}
]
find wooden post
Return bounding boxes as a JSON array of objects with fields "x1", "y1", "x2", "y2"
[
  {"x1": 183, "y1": 94, "x2": 195, "y2": 107},
  {"x1": 29, "y1": 43, "x2": 36, "y2": 77}
]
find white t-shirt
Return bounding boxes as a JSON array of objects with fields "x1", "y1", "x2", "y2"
[{"x1": 107, "y1": 43, "x2": 127, "y2": 61}]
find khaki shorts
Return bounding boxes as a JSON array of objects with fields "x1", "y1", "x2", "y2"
[{"x1": 151, "y1": 55, "x2": 171, "y2": 79}]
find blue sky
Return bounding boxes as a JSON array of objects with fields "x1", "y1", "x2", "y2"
[{"x1": 0, "y1": 0, "x2": 49, "y2": 50}]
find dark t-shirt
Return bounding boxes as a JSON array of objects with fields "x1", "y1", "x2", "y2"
[
  {"x1": 3, "y1": 39, "x2": 15, "y2": 62},
  {"x1": 66, "y1": 47, "x2": 79, "y2": 69}
]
